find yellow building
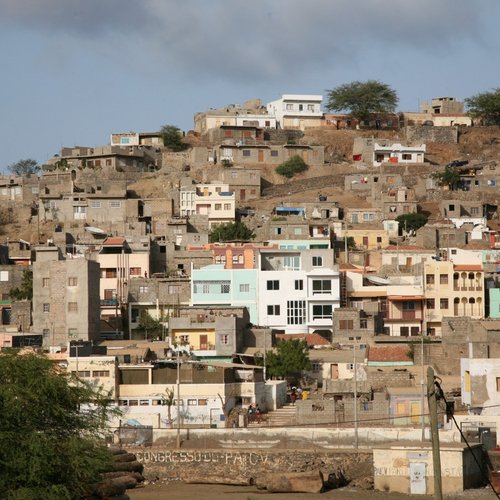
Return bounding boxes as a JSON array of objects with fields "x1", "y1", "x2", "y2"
[
  {"x1": 423, "y1": 262, "x2": 484, "y2": 336},
  {"x1": 346, "y1": 226, "x2": 389, "y2": 251}
]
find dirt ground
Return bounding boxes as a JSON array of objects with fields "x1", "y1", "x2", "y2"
[{"x1": 128, "y1": 481, "x2": 495, "y2": 500}]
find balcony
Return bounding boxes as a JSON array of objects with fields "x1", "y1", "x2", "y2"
[{"x1": 101, "y1": 299, "x2": 118, "y2": 306}]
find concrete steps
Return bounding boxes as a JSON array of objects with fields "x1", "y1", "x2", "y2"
[{"x1": 248, "y1": 403, "x2": 297, "y2": 428}]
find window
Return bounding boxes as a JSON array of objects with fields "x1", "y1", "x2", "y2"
[
  {"x1": 179, "y1": 335, "x2": 189, "y2": 343},
  {"x1": 68, "y1": 302, "x2": 78, "y2": 313},
  {"x1": 267, "y1": 305, "x2": 280, "y2": 316},
  {"x1": 312, "y1": 304, "x2": 332, "y2": 319},
  {"x1": 267, "y1": 280, "x2": 279, "y2": 290},
  {"x1": 42, "y1": 278, "x2": 50, "y2": 288},
  {"x1": 402, "y1": 301, "x2": 415, "y2": 311},
  {"x1": 242, "y1": 150, "x2": 251, "y2": 157},
  {"x1": 215, "y1": 203, "x2": 222, "y2": 210},
  {"x1": 363, "y1": 213, "x2": 375, "y2": 221},
  {"x1": 270, "y1": 150, "x2": 278, "y2": 157},
  {"x1": 198, "y1": 399, "x2": 208, "y2": 406},
  {"x1": 312, "y1": 256, "x2": 323, "y2": 267},
  {"x1": 312, "y1": 362, "x2": 321, "y2": 372},
  {"x1": 220, "y1": 334, "x2": 229, "y2": 345},
  {"x1": 42, "y1": 329, "x2": 50, "y2": 338},
  {"x1": 426, "y1": 274, "x2": 435, "y2": 285},
  {"x1": 312, "y1": 279, "x2": 332, "y2": 294},
  {"x1": 286, "y1": 103, "x2": 293, "y2": 110},
  {"x1": 221, "y1": 283, "x2": 230, "y2": 293},
  {"x1": 90, "y1": 201, "x2": 101, "y2": 208},
  {"x1": 440, "y1": 298, "x2": 449, "y2": 309},
  {"x1": 307, "y1": 104, "x2": 315, "y2": 111},
  {"x1": 130, "y1": 267, "x2": 141, "y2": 276},
  {"x1": 109, "y1": 201, "x2": 121, "y2": 208},
  {"x1": 339, "y1": 320, "x2": 354, "y2": 330},
  {"x1": 76, "y1": 371, "x2": 91, "y2": 378},
  {"x1": 68, "y1": 277, "x2": 77, "y2": 286},
  {"x1": 400, "y1": 327, "x2": 409, "y2": 337},
  {"x1": 224, "y1": 203, "x2": 231, "y2": 210},
  {"x1": 360, "y1": 318, "x2": 368, "y2": 329},
  {"x1": 426, "y1": 299, "x2": 435, "y2": 309},
  {"x1": 402, "y1": 153, "x2": 412, "y2": 160},
  {"x1": 497, "y1": 377, "x2": 500, "y2": 392},
  {"x1": 295, "y1": 279, "x2": 303, "y2": 290},
  {"x1": 92, "y1": 370, "x2": 110, "y2": 377},
  {"x1": 168, "y1": 285, "x2": 180, "y2": 294},
  {"x1": 0, "y1": 271, "x2": 9, "y2": 281},
  {"x1": 274, "y1": 227, "x2": 282, "y2": 235},
  {"x1": 440, "y1": 274, "x2": 448, "y2": 285},
  {"x1": 43, "y1": 303, "x2": 50, "y2": 313},
  {"x1": 283, "y1": 255, "x2": 300, "y2": 269},
  {"x1": 139, "y1": 286, "x2": 148, "y2": 293},
  {"x1": 287, "y1": 300, "x2": 306, "y2": 325}
]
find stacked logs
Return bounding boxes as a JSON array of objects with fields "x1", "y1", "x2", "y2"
[{"x1": 86, "y1": 447, "x2": 145, "y2": 499}]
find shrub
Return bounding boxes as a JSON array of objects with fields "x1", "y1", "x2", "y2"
[{"x1": 276, "y1": 155, "x2": 308, "y2": 178}]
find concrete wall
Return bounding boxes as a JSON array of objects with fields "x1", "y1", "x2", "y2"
[{"x1": 123, "y1": 426, "x2": 461, "y2": 449}]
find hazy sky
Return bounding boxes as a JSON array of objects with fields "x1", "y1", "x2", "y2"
[{"x1": 1, "y1": 0, "x2": 499, "y2": 168}]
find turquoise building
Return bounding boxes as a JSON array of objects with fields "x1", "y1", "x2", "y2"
[
  {"x1": 489, "y1": 288, "x2": 500, "y2": 318},
  {"x1": 191, "y1": 264, "x2": 258, "y2": 323}
]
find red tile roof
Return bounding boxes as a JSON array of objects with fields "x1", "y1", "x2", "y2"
[
  {"x1": 103, "y1": 237, "x2": 126, "y2": 246},
  {"x1": 368, "y1": 345, "x2": 412, "y2": 363},
  {"x1": 453, "y1": 264, "x2": 483, "y2": 271}
]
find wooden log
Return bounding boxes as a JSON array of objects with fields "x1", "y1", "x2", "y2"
[
  {"x1": 108, "y1": 446, "x2": 128, "y2": 455},
  {"x1": 182, "y1": 474, "x2": 252, "y2": 486},
  {"x1": 255, "y1": 470, "x2": 324, "y2": 493},
  {"x1": 93, "y1": 479, "x2": 127, "y2": 497},
  {"x1": 101, "y1": 471, "x2": 144, "y2": 482},
  {"x1": 113, "y1": 453, "x2": 138, "y2": 463},
  {"x1": 112, "y1": 461, "x2": 144, "y2": 474},
  {"x1": 110, "y1": 476, "x2": 139, "y2": 490}
]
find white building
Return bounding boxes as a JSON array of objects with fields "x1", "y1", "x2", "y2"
[
  {"x1": 257, "y1": 248, "x2": 340, "y2": 334},
  {"x1": 373, "y1": 142, "x2": 426, "y2": 167},
  {"x1": 461, "y1": 356, "x2": 500, "y2": 414},
  {"x1": 180, "y1": 182, "x2": 235, "y2": 228},
  {"x1": 266, "y1": 94, "x2": 323, "y2": 130}
]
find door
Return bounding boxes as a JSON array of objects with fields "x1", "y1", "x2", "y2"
[
  {"x1": 410, "y1": 401, "x2": 421, "y2": 424},
  {"x1": 210, "y1": 408, "x2": 222, "y2": 428},
  {"x1": 362, "y1": 236, "x2": 369, "y2": 248},
  {"x1": 240, "y1": 189, "x2": 246, "y2": 201},
  {"x1": 330, "y1": 364, "x2": 339, "y2": 380},
  {"x1": 200, "y1": 334, "x2": 208, "y2": 350},
  {"x1": 409, "y1": 462, "x2": 426, "y2": 495},
  {"x1": 258, "y1": 149, "x2": 264, "y2": 162}
]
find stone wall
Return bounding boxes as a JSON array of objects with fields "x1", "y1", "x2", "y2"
[
  {"x1": 405, "y1": 126, "x2": 458, "y2": 144},
  {"x1": 131, "y1": 448, "x2": 371, "y2": 484}
]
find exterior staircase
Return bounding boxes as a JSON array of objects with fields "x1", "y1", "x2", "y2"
[{"x1": 248, "y1": 403, "x2": 297, "y2": 428}]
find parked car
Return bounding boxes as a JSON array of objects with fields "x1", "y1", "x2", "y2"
[{"x1": 447, "y1": 159, "x2": 469, "y2": 168}]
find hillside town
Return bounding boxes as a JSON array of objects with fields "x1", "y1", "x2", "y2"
[{"x1": 2, "y1": 92, "x2": 500, "y2": 497}]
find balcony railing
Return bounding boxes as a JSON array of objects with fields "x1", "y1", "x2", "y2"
[{"x1": 101, "y1": 299, "x2": 118, "y2": 306}]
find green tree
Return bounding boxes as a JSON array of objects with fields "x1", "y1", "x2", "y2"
[
  {"x1": 209, "y1": 221, "x2": 255, "y2": 243},
  {"x1": 160, "y1": 124, "x2": 188, "y2": 152},
  {"x1": 431, "y1": 167, "x2": 461, "y2": 191},
  {"x1": 137, "y1": 311, "x2": 164, "y2": 339},
  {"x1": 9, "y1": 269, "x2": 33, "y2": 301},
  {"x1": 395, "y1": 212, "x2": 429, "y2": 232},
  {"x1": 0, "y1": 351, "x2": 116, "y2": 499},
  {"x1": 325, "y1": 80, "x2": 398, "y2": 121},
  {"x1": 465, "y1": 88, "x2": 500, "y2": 125},
  {"x1": 7, "y1": 158, "x2": 40, "y2": 176},
  {"x1": 275, "y1": 155, "x2": 309, "y2": 178},
  {"x1": 266, "y1": 339, "x2": 311, "y2": 379}
]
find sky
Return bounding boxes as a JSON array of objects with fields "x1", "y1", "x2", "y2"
[{"x1": 0, "y1": 0, "x2": 499, "y2": 169}]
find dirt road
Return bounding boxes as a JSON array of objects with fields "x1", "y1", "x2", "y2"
[{"x1": 128, "y1": 482, "x2": 495, "y2": 500}]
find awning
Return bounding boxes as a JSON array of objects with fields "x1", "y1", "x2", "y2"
[{"x1": 387, "y1": 295, "x2": 425, "y2": 301}]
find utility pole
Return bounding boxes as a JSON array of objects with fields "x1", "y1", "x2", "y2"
[
  {"x1": 427, "y1": 366, "x2": 443, "y2": 500},
  {"x1": 353, "y1": 342, "x2": 358, "y2": 449},
  {"x1": 176, "y1": 350, "x2": 181, "y2": 449},
  {"x1": 421, "y1": 333, "x2": 426, "y2": 441}
]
